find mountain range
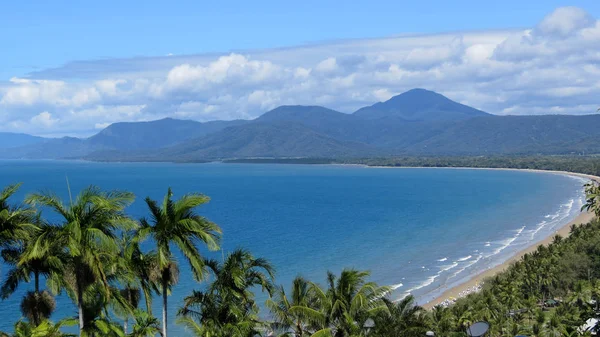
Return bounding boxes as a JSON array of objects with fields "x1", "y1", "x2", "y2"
[{"x1": 2, "y1": 88, "x2": 599, "y2": 161}]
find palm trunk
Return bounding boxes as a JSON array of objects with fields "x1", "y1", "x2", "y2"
[
  {"x1": 35, "y1": 271, "x2": 40, "y2": 294},
  {"x1": 78, "y1": 280, "x2": 85, "y2": 335},
  {"x1": 143, "y1": 286, "x2": 153, "y2": 316},
  {"x1": 76, "y1": 266, "x2": 85, "y2": 336},
  {"x1": 124, "y1": 291, "x2": 130, "y2": 334},
  {"x1": 162, "y1": 279, "x2": 168, "y2": 337}
]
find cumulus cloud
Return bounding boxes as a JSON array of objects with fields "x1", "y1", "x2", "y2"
[
  {"x1": 535, "y1": 7, "x2": 596, "y2": 38},
  {"x1": 0, "y1": 6, "x2": 599, "y2": 136},
  {"x1": 30, "y1": 111, "x2": 59, "y2": 127}
]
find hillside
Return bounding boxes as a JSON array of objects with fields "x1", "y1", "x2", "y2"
[
  {"x1": 152, "y1": 121, "x2": 382, "y2": 160},
  {"x1": 0, "y1": 137, "x2": 96, "y2": 159},
  {"x1": 2, "y1": 88, "x2": 599, "y2": 161},
  {"x1": 88, "y1": 118, "x2": 247, "y2": 150},
  {"x1": 1, "y1": 118, "x2": 246, "y2": 159},
  {"x1": 0, "y1": 132, "x2": 46, "y2": 149},
  {"x1": 405, "y1": 114, "x2": 600, "y2": 155}
]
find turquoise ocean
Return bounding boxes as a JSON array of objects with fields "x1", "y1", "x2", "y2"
[{"x1": 0, "y1": 161, "x2": 587, "y2": 334}]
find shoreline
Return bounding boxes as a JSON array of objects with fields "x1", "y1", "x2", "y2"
[{"x1": 379, "y1": 168, "x2": 599, "y2": 310}]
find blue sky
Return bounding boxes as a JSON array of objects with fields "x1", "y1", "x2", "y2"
[
  {"x1": 3, "y1": 0, "x2": 599, "y2": 78},
  {"x1": 1, "y1": 2, "x2": 600, "y2": 136}
]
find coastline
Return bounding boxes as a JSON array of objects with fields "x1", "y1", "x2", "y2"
[{"x1": 382, "y1": 168, "x2": 599, "y2": 310}]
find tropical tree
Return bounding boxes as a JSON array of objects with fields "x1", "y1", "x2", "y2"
[
  {"x1": 137, "y1": 188, "x2": 221, "y2": 337},
  {"x1": 429, "y1": 305, "x2": 455, "y2": 337},
  {"x1": 128, "y1": 310, "x2": 161, "y2": 337},
  {"x1": 311, "y1": 269, "x2": 390, "y2": 337},
  {"x1": 78, "y1": 283, "x2": 128, "y2": 337},
  {"x1": 113, "y1": 234, "x2": 158, "y2": 334},
  {"x1": 369, "y1": 296, "x2": 428, "y2": 337},
  {"x1": 0, "y1": 319, "x2": 76, "y2": 337},
  {"x1": 0, "y1": 183, "x2": 37, "y2": 280},
  {"x1": 582, "y1": 180, "x2": 600, "y2": 216},
  {"x1": 267, "y1": 276, "x2": 324, "y2": 337},
  {"x1": 24, "y1": 186, "x2": 136, "y2": 335},
  {"x1": 178, "y1": 249, "x2": 275, "y2": 337},
  {"x1": 1, "y1": 225, "x2": 66, "y2": 326}
]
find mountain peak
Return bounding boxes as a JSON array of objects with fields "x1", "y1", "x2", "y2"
[
  {"x1": 257, "y1": 105, "x2": 348, "y2": 122},
  {"x1": 354, "y1": 88, "x2": 489, "y2": 121}
]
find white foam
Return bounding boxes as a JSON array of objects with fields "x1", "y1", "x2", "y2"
[
  {"x1": 389, "y1": 283, "x2": 403, "y2": 290},
  {"x1": 457, "y1": 255, "x2": 472, "y2": 262},
  {"x1": 451, "y1": 253, "x2": 484, "y2": 278},
  {"x1": 437, "y1": 257, "x2": 448, "y2": 262},
  {"x1": 487, "y1": 225, "x2": 526, "y2": 257},
  {"x1": 440, "y1": 262, "x2": 459, "y2": 272},
  {"x1": 484, "y1": 242, "x2": 491, "y2": 247}
]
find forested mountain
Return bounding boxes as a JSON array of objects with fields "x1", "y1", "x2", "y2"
[
  {"x1": 0, "y1": 132, "x2": 45, "y2": 149},
  {"x1": 353, "y1": 88, "x2": 490, "y2": 121},
  {"x1": 88, "y1": 118, "x2": 247, "y2": 150},
  {"x1": 2, "y1": 89, "x2": 598, "y2": 161}
]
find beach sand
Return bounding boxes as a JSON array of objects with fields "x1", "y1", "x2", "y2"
[{"x1": 420, "y1": 169, "x2": 598, "y2": 309}]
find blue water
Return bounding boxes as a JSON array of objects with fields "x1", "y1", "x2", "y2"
[{"x1": 0, "y1": 161, "x2": 587, "y2": 335}]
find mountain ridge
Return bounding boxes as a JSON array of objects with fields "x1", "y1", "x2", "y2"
[{"x1": 1, "y1": 89, "x2": 598, "y2": 160}]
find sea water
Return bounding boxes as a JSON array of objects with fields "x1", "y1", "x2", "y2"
[{"x1": 0, "y1": 161, "x2": 586, "y2": 334}]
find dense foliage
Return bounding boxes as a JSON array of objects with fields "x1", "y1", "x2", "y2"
[
  {"x1": 337, "y1": 156, "x2": 600, "y2": 177},
  {"x1": 0, "y1": 175, "x2": 599, "y2": 336}
]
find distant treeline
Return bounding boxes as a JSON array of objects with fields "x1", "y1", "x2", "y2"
[
  {"x1": 339, "y1": 156, "x2": 600, "y2": 177},
  {"x1": 222, "y1": 156, "x2": 600, "y2": 177},
  {"x1": 223, "y1": 158, "x2": 335, "y2": 164}
]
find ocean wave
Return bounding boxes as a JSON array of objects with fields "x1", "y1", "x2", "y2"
[
  {"x1": 484, "y1": 242, "x2": 491, "y2": 247},
  {"x1": 457, "y1": 255, "x2": 472, "y2": 262},
  {"x1": 451, "y1": 253, "x2": 484, "y2": 278},
  {"x1": 527, "y1": 220, "x2": 547, "y2": 240},
  {"x1": 404, "y1": 275, "x2": 439, "y2": 295},
  {"x1": 562, "y1": 199, "x2": 574, "y2": 210},
  {"x1": 487, "y1": 225, "x2": 526, "y2": 257},
  {"x1": 389, "y1": 283, "x2": 403, "y2": 290},
  {"x1": 440, "y1": 262, "x2": 459, "y2": 272},
  {"x1": 437, "y1": 257, "x2": 448, "y2": 262},
  {"x1": 528, "y1": 198, "x2": 577, "y2": 241}
]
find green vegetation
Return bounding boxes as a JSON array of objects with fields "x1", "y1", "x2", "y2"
[
  {"x1": 0, "y1": 178, "x2": 599, "y2": 336},
  {"x1": 337, "y1": 156, "x2": 600, "y2": 177}
]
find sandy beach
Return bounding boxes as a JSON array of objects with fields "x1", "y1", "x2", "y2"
[{"x1": 415, "y1": 169, "x2": 599, "y2": 309}]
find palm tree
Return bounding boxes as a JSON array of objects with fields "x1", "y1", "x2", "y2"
[
  {"x1": 137, "y1": 188, "x2": 221, "y2": 337},
  {"x1": 267, "y1": 276, "x2": 324, "y2": 337},
  {"x1": 1, "y1": 225, "x2": 65, "y2": 298},
  {"x1": 370, "y1": 295, "x2": 428, "y2": 337},
  {"x1": 582, "y1": 180, "x2": 600, "y2": 216},
  {"x1": 0, "y1": 320, "x2": 76, "y2": 337},
  {"x1": 113, "y1": 234, "x2": 159, "y2": 334},
  {"x1": 19, "y1": 290, "x2": 57, "y2": 327},
  {"x1": 0, "y1": 184, "x2": 36, "y2": 248},
  {"x1": 129, "y1": 310, "x2": 161, "y2": 337},
  {"x1": 78, "y1": 283, "x2": 129, "y2": 337},
  {"x1": 1, "y1": 225, "x2": 65, "y2": 326},
  {"x1": 25, "y1": 186, "x2": 136, "y2": 335},
  {"x1": 178, "y1": 249, "x2": 275, "y2": 337},
  {"x1": 429, "y1": 305, "x2": 455, "y2": 337},
  {"x1": 544, "y1": 313, "x2": 567, "y2": 337},
  {"x1": 311, "y1": 269, "x2": 390, "y2": 337}
]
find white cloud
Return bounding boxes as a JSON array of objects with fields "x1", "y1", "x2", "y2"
[
  {"x1": 0, "y1": 6, "x2": 598, "y2": 136},
  {"x1": 535, "y1": 7, "x2": 595, "y2": 38},
  {"x1": 95, "y1": 122, "x2": 111, "y2": 129},
  {"x1": 315, "y1": 57, "x2": 339, "y2": 73},
  {"x1": 30, "y1": 111, "x2": 59, "y2": 127}
]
